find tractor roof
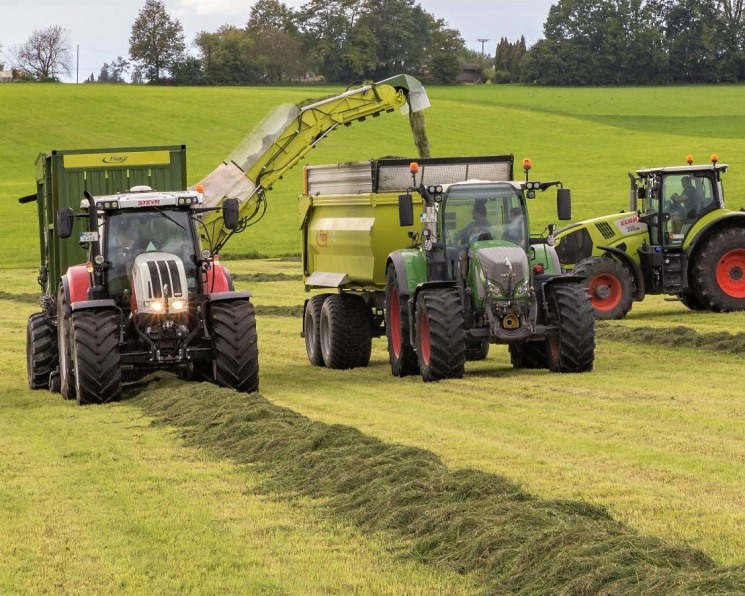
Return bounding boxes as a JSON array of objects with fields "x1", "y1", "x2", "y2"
[
  {"x1": 83, "y1": 186, "x2": 203, "y2": 211},
  {"x1": 636, "y1": 164, "x2": 728, "y2": 177}
]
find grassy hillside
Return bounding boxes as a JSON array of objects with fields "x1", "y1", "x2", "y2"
[{"x1": 4, "y1": 83, "x2": 745, "y2": 268}]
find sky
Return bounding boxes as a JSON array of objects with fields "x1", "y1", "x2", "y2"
[{"x1": 0, "y1": 0, "x2": 554, "y2": 83}]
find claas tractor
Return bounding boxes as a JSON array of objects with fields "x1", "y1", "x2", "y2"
[{"x1": 553, "y1": 155, "x2": 745, "y2": 319}]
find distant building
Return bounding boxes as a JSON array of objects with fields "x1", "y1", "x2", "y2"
[
  {"x1": 0, "y1": 71, "x2": 13, "y2": 83},
  {"x1": 456, "y1": 64, "x2": 484, "y2": 85}
]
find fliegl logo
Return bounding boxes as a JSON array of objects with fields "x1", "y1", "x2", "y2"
[{"x1": 101, "y1": 155, "x2": 128, "y2": 164}]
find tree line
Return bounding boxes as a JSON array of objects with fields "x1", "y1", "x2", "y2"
[{"x1": 4, "y1": 0, "x2": 745, "y2": 86}]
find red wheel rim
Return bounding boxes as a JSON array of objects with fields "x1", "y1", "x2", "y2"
[
  {"x1": 716, "y1": 248, "x2": 745, "y2": 298},
  {"x1": 587, "y1": 273, "x2": 622, "y2": 311},
  {"x1": 548, "y1": 335, "x2": 560, "y2": 361},
  {"x1": 419, "y1": 310, "x2": 431, "y2": 366}
]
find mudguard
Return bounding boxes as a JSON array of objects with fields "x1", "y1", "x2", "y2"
[
  {"x1": 205, "y1": 262, "x2": 233, "y2": 293},
  {"x1": 63, "y1": 264, "x2": 92, "y2": 304}
]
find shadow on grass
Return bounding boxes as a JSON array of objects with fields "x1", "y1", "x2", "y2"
[{"x1": 131, "y1": 376, "x2": 745, "y2": 595}]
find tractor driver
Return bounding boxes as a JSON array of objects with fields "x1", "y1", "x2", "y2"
[
  {"x1": 456, "y1": 200, "x2": 492, "y2": 245},
  {"x1": 108, "y1": 223, "x2": 144, "y2": 299},
  {"x1": 668, "y1": 176, "x2": 703, "y2": 234}
]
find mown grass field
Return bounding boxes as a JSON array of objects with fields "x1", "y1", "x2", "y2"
[{"x1": 2, "y1": 82, "x2": 745, "y2": 593}]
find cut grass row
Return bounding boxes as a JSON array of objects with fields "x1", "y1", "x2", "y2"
[{"x1": 0, "y1": 261, "x2": 745, "y2": 593}]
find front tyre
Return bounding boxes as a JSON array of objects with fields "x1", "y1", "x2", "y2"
[
  {"x1": 574, "y1": 256, "x2": 634, "y2": 320},
  {"x1": 26, "y1": 312, "x2": 57, "y2": 390},
  {"x1": 415, "y1": 289, "x2": 465, "y2": 382},
  {"x1": 692, "y1": 228, "x2": 745, "y2": 312},
  {"x1": 71, "y1": 309, "x2": 122, "y2": 405},
  {"x1": 546, "y1": 284, "x2": 595, "y2": 373},
  {"x1": 211, "y1": 300, "x2": 260, "y2": 393}
]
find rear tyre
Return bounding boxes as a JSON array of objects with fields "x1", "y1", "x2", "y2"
[
  {"x1": 692, "y1": 228, "x2": 745, "y2": 312},
  {"x1": 385, "y1": 264, "x2": 418, "y2": 376},
  {"x1": 71, "y1": 309, "x2": 122, "y2": 404},
  {"x1": 304, "y1": 294, "x2": 330, "y2": 367},
  {"x1": 465, "y1": 339, "x2": 490, "y2": 361},
  {"x1": 574, "y1": 256, "x2": 634, "y2": 320},
  {"x1": 57, "y1": 288, "x2": 75, "y2": 400},
  {"x1": 26, "y1": 312, "x2": 57, "y2": 390},
  {"x1": 509, "y1": 341, "x2": 548, "y2": 369},
  {"x1": 546, "y1": 284, "x2": 595, "y2": 373},
  {"x1": 415, "y1": 289, "x2": 465, "y2": 382},
  {"x1": 211, "y1": 300, "x2": 260, "y2": 393},
  {"x1": 320, "y1": 294, "x2": 372, "y2": 369}
]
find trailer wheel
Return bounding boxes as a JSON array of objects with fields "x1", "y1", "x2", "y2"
[
  {"x1": 304, "y1": 294, "x2": 330, "y2": 367},
  {"x1": 385, "y1": 264, "x2": 418, "y2": 376},
  {"x1": 509, "y1": 341, "x2": 547, "y2": 369},
  {"x1": 465, "y1": 339, "x2": 490, "y2": 361},
  {"x1": 415, "y1": 289, "x2": 465, "y2": 382},
  {"x1": 71, "y1": 309, "x2": 122, "y2": 405},
  {"x1": 57, "y1": 288, "x2": 75, "y2": 399},
  {"x1": 26, "y1": 312, "x2": 58, "y2": 390},
  {"x1": 210, "y1": 300, "x2": 260, "y2": 393},
  {"x1": 692, "y1": 228, "x2": 745, "y2": 312},
  {"x1": 320, "y1": 294, "x2": 372, "y2": 369},
  {"x1": 546, "y1": 284, "x2": 595, "y2": 373},
  {"x1": 574, "y1": 256, "x2": 634, "y2": 320}
]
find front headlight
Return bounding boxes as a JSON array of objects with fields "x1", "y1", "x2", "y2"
[
  {"x1": 513, "y1": 278, "x2": 531, "y2": 298},
  {"x1": 486, "y1": 280, "x2": 505, "y2": 299},
  {"x1": 144, "y1": 300, "x2": 165, "y2": 313},
  {"x1": 169, "y1": 298, "x2": 187, "y2": 313}
]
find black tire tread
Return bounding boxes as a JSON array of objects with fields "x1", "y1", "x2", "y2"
[
  {"x1": 547, "y1": 284, "x2": 595, "y2": 373},
  {"x1": 27, "y1": 312, "x2": 57, "y2": 390},
  {"x1": 71, "y1": 309, "x2": 122, "y2": 404},
  {"x1": 321, "y1": 294, "x2": 372, "y2": 370},
  {"x1": 385, "y1": 264, "x2": 418, "y2": 376},
  {"x1": 416, "y1": 289, "x2": 465, "y2": 382},
  {"x1": 211, "y1": 300, "x2": 260, "y2": 393},
  {"x1": 692, "y1": 227, "x2": 745, "y2": 312}
]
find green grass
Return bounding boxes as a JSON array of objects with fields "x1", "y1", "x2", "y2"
[
  {"x1": 4, "y1": 83, "x2": 745, "y2": 267},
  {"x1": 4, "y1": 83, "x2": 745, "y2": 592}
]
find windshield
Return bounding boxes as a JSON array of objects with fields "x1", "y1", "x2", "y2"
[
  {"x1": 105, "y1": 210, "x2": 198, "y2": 298},
  {"x1": 443, "y1": 183, "x2": 527, "y2": 249}
]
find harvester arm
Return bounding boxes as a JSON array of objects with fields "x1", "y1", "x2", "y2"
[{"x1": 194, "y1": 74, "x2": 429, "y2": 251}]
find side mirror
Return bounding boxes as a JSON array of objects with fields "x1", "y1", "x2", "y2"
[
  {"x1": 557, "y1": 188, "x2": 571, "y2": 221},
  {"x1": 628, "y1": 172, "x2": 639, "y2": 211},
  {"x1": 57, "y1": 207, "x2": 74, "y2": 239},
  {"x1": 398, "y1": 193, "x2": 414, "y2": 227},
  {"x1": 222, "y1": 198, "x2": 240, "y2": 230}
]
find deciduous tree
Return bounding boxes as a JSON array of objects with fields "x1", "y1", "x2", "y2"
[
  {"x1": 9, "y1": 26, "x2": 72, "y2": 81},
  {"x1": 129, "y1": 0, "x2": 185, "y2": 83}
]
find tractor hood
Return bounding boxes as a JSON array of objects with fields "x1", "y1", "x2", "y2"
[
  {"x1": 131, "y1": 252, "x2": 189, "y2": 316},
  {"x1": 471, "y1": 244, "x2": 530, "y2": 301}
]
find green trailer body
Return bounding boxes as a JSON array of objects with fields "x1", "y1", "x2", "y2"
[{"x1": 32, "y1": 145, "x2": 187, "y2": 295}]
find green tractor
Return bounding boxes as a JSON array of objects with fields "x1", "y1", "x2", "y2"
[
  {"x1": 387, "y1": 164, "x2": 595, "y2": 381},
  {"x1": 554, "y1": 155, "x2": 745, "y2": 319}
]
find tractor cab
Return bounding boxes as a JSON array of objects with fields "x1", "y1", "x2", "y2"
[
  {"x1": 635, "y1": 161, "x2": 726, "y2": 248},
  {"x1": 104, "y1": 209, "x2": 199, "y2": 309}
]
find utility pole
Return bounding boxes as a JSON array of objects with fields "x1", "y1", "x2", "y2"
[{"x1": 477, "y1": 38, "x2": 489, "y2": 56}]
